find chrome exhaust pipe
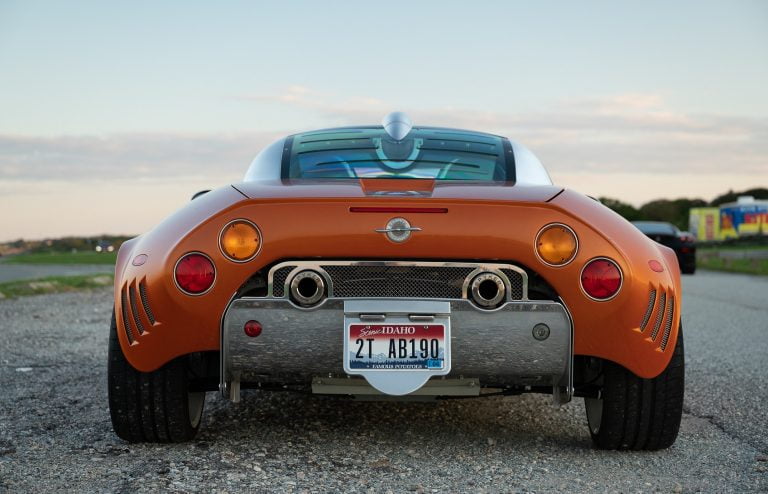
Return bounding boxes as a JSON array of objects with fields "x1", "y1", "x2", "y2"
[
  {"x1": 469, "y1": 272, "x2": 506, "y2": 308},
  {"x1": 289, "y1": 270, "x2": 326, "y2": 307}
]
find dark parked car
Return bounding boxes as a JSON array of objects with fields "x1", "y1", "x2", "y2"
[{"x1": 632, "y1": 221, "x2": 696, "y2": 274}]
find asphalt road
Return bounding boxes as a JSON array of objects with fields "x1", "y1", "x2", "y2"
[{"x1": 0, "y1": 271, "x2": 766, "y2": 493}]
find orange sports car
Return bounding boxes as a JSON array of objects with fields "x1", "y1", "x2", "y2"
[{"x1": 109, "y1": 112, "x2": 684, "y2": 449}]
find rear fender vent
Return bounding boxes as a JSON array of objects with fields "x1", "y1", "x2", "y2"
[
  {"x1": 637, "y1": 286, "x2": 678, "y2": 351},
  {"x1": 639, "y1": 288, "x2": 657, "y2": 331},
  {"x1": 119, "y1": 278, "x2": 158, "y2": 343},
  {"x1": 128, "y1": 285, "x2": 145, "y2": 335},
  {"x1": 138, "y1": 281, "x2": 156, "y2": 325},
  {"x1": 650, "y1": 292, "x2": 667, "y2": 341},
  {"x1": 120, "y1": 284, "x2": 136, "y2": 344},
  {"x1": 660, "y1": 297, "x2": 675, "y2": 351}
]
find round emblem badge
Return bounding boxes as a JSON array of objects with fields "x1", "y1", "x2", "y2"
[{"x1": 376, "y1": 217, "x2": 421, "y2": 243}]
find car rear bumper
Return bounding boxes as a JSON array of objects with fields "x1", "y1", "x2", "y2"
[
  {"x1": 676, "y1": 251, "x2": 696, "y2": 272},
  {"x1": 221, "y1": 297, "x2": 573, "y2": 403}
]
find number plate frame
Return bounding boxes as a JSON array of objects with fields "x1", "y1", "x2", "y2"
[
  {"x1": 343, "y1": 300, "x2": 452, "y2": 396},
  {"x1": 345, "y1": 323, "x2": 448, "y2": 372}
]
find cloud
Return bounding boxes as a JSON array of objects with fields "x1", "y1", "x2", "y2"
[
  {"x1": 239, "y1": 87, "x2": 768, "y2": 176},
  {"x1": 0, "y1": 131, "x2": 283, "y2": 182},
  {"x1": 237, "y1": 86, "x2": 390, "y2": 122},
  {"x1": 1, "y1": 89, "x2": 766, "y2": 187},
  {"x1": 1, "y1": 89, "x2": 765, "y2": 241}
]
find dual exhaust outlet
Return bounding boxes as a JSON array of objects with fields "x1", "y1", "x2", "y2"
[
  {"x1": 289, "y1": 270, "x2": 326, "y2": 307},
  {"x1": 468, "y1": 272, "x2": 506, "y2": 308},
  {"x1": 287, "y1": 269, "x2": 507, "y2": 309}
]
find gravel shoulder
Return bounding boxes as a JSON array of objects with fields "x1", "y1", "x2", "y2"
[{"x1": 0, "y1": 279, "x2": 766, "y2": 493}]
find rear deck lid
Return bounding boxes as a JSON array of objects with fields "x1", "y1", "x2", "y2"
[{"x1": 233, "y1": 179, "x2": 563, "y2": 204}]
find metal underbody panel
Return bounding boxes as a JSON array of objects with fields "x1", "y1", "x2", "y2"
[{"x1": 221, "y1": 297, "x2": 573, "y2": 404}]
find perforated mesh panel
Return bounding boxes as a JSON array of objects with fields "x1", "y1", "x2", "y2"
[
  {"x1": 120, "y1": 286, "x2": 135, "y2": 343},
  {"x1": 322, "y1": 265, "x2": 475, "y2": 299},
  {"x1": 269, "y1": 262, "x2": 528, "y2": 300},
  {"x1": 139, "y1": 282, "x2": 155, "y2": 325},
  {"x1": 500, "y1": 269, "x2": 525, "y2": 300},
  {"x1": 128, "y1": 285, "x2": 145, "y2": 335},
  {"x1": 660, "y1": 297, "x2": 675, "y2": 350},
  {"x1": 271, "y1": 266, "x2": 295, "y2": 297},
  {"x1": 650, "y1": 292, "x2": 667, "y2": 341},
  {"x1": 640, "y1": 288, "x2": 657, "y2": 331}
]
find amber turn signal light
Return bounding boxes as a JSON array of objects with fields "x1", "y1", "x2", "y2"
[
  {"x1": 535, "y1": 223, "x2": 578, "y2": 266},
  {"x1": 219, "y1": 220, "x2": 261, "y2": 262}
]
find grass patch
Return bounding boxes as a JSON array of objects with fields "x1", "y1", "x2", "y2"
[
  {"x1": 0, "y1": 274, "x2": 113, "y2": 299},
  {"x1": 2, "y1": 251, "x2": 117, "y2": 265},
  {"x1": 698, "y1": 244, "x2": 768, "y2": 252},
  {"x1": 698, "y1": 257, "x2": 768, "y2": 276}
]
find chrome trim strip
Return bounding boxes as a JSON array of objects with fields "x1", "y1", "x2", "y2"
[
  {"x1": 360, "y1": 314, "x2": 386, "y2": 321},
  {"x1": 219, "y1": 290, "x2": 241, "y2": 398},
  {"x1": 312, "y1": 377, "x2": 481, "y2": 397},
  {"x1": 555, "y1": 296, "x2": 575, "y2": 405},
  {"x1": 409, "y1": 314, "x2": 435, "y2": 322},
  {"x1": 374, "y1": 227, "x2": 423, "y2": 233}
]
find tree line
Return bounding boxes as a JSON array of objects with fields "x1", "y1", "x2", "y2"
[
  {"x1": 1, "y1": 235, "x2": 134, "y2": 254},
  {"x1": 599, "y1": 187, "x2": 768, "y2": 231}
]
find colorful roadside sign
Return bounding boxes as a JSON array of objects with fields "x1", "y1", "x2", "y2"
[
  {"x1": 689, "y1": 208, "x2": 721, "y2": 241},
  {"x1": 720, "y1": 203, "x2": 768, "y2": 237}
]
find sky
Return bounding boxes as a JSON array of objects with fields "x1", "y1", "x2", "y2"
[{"x1": 1, "y1": 0, "x2": 767, "y2": 241}]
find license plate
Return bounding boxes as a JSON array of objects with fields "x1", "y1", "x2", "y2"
[{"x1": 346, "y1": 323, "x2": 446, "y2": 371}]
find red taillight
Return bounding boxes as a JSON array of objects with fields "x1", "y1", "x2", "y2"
[
  {"x1": 581, "y1": 258, "x2": 622, "y2": 301},
  {"x1": 244, "y1": 320, "x2": 262, "y2": 337},
  {"x1": 174, "y1": 253, "x2": 215, "y2": 295}
]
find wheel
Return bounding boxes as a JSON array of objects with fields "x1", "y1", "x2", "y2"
[
  {"x1": 107, "y1": 310, "x2": 205, "y2": 442},
  {"x1": 584, "y1": 327, "x2": 685, "y2": 450}
]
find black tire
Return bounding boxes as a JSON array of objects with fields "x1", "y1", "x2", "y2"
[
  {"x1": 108, "y1": 310, "x2": 205, "y2": 442},
  {"x1": 584, "y1": 327, "x2": 685, "y2": 450}
]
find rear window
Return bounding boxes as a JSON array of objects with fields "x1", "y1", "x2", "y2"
[{"x1": 283, "y1": 127, "x2": 515, "y2": 182}]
